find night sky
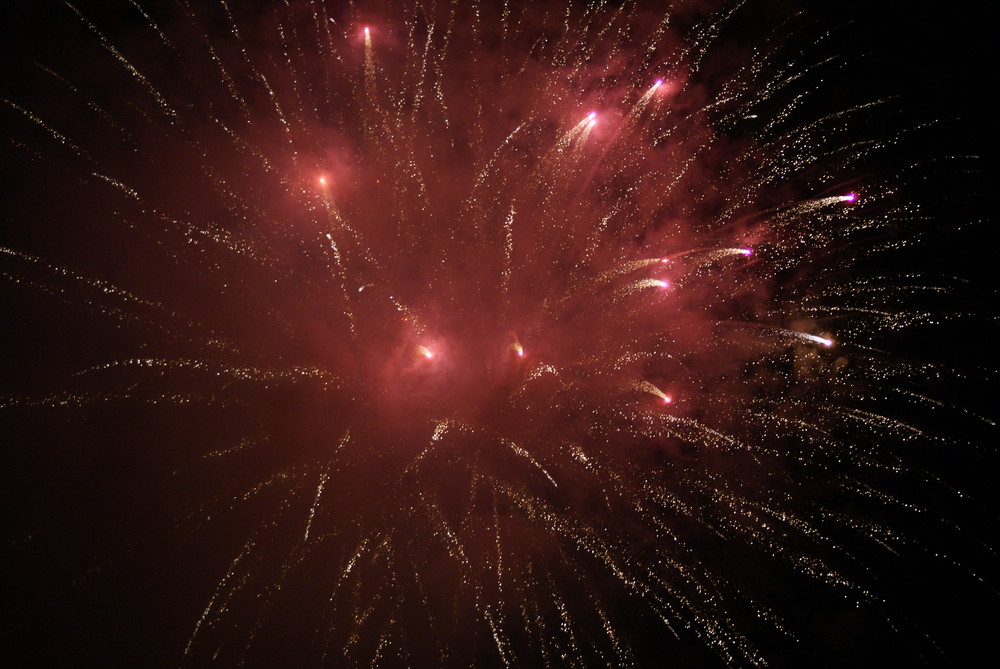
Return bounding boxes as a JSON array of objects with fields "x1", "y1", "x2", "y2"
[{"x1": 1, "y1": 1, "x2": 995, "y2": 667}]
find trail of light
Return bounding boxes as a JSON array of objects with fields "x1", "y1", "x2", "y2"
[
  {"x1": 616, "y1": 278, "x2": 671, "y2": 298},
  {"x1": 797, "y1": 332, "x2": 835, "y2": 347},
  {"x1": 661, "y1": 247, "x2": 756, "y2": 262},
  {"x1": 63, "y1": 2, "x2": 178, "y2": 121},
  {"x1": 303, "y1": 471, "x2": 328, "y2": 541},
  {"x1": 635, "y1": 380, "x2": 672, "y2": 404}
]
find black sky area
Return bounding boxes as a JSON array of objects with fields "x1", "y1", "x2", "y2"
[{"x1": 1, "y1": 1, "x2": 995, "y2": 667}]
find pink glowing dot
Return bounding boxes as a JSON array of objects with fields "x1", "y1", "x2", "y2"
[
  {"x1": 517, "y1": 349, "x2": 524, "y2": 357},
  {"x1": 318, "y1": 176, "x2": 327, "y2": 185},
  {"x1": 739, "y1": 248, "x2": 753, "y2": 256},
  {"x1": 364, "y1": 26, "x2": 370, "y2": 36},
  {"x1": 660, "y1": 258, "x2": 671, "y2": 264},
  {"x1": 663, "y1": 395, "x2": 673, "y2": 404},
  {"x1": 657, "y1": 280, "x2": 670, "y2": 289},
  {"x1": 654, "y1": 78, "x2": 663, "y2": 87},
  {"x1": 843, "y1": 192, "x2": 857, "y2": 203}
]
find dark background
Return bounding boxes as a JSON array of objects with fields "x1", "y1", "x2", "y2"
[{"x1": 1, "y1": 1, "x2": 995, "y2": 667}]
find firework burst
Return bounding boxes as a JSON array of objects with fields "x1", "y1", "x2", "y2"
[{"x1": 2, "y1": 0, "x2": 995, "y2": 666}]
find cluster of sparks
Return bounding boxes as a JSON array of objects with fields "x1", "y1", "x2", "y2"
[{"x1": 2, "y1": 0, "x2": 990, "y2": 666}]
